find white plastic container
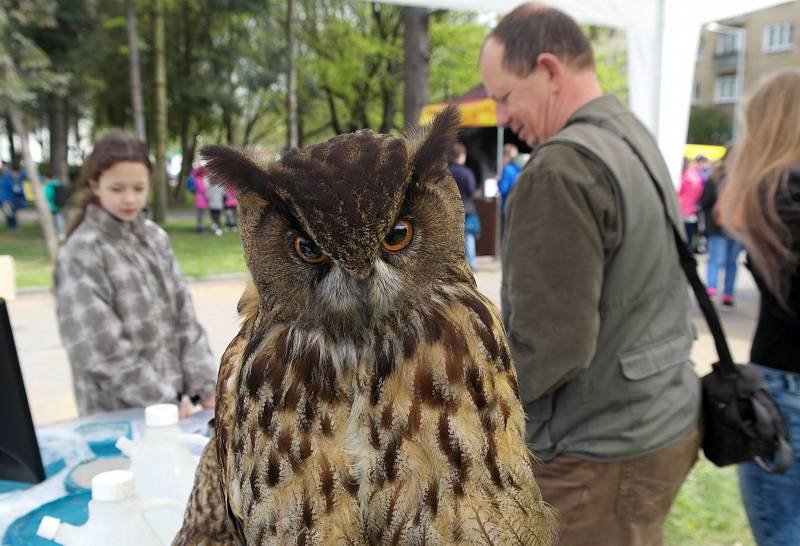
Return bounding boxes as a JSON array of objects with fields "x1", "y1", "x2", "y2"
[
  {"x1": 114, "y1": 404, "x2": 208, "y2": 545},
  {"x1": 36, "y1": 470, "x2": 183, "y2": 546}
]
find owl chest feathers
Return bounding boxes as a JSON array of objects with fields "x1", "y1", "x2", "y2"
[{"x1": 219, "y1": 285, "x2": 550, "y2": 545}]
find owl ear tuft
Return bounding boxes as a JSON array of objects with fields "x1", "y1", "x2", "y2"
[
  {"x1": 200, "y1": 145, "x2": 270, "y2": 200},
  {"x1": 407, "y1": 105, "x2": 461, "y2": 183}
]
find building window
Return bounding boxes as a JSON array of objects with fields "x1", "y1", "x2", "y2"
[
  {"x1": 715, "y1": 75, "x2": 739, "y2": 103},
  {"x1": 716, "y1": 32, "x2": 740, "y2": 55},
  {"x1": 692, "y1": 80, "x2": 701, "y2": 104},
  {"x1": 763, "y1": 21, "x2": 795, "y2": 52}
]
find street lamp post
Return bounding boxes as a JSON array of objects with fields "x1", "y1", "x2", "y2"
[{"x1": 706, "y1": 22, "x2": 746, "y2": 138}]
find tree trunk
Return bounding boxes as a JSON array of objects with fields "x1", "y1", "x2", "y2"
[
  {"x1": 173, "y1": 109, "x2": 193, "y2": 202},
  {"x1": 223, "y1": 106, "x2": 235, "y2": 146},
  {"x1": 10, "y1": 112, "x2": 58, "y2": 262},
  {"x1": 380, "y1": 83, "x2": 396, "y2": 134},
  {"x1": 323, "y1": 86, "x2": 342, "y2": 135},
  {"x1": 286, "y1": 0, "x2": 299, "y2": 150},
  {"x1": 403, "y1": 7, "x2": 429, "y2": 131},
  {"x1": 5, "y1": 115, "x2": 18, "y2": 169},
  {"x1": 72, "y1": 115, "x2": 83, "y2": 165},
  {"x1": 127, "y1": 0, "x2": 147, "y2": 142},
  {"x1": 175, "y1": 125, "x2": 196, "y2": 201},
  {"x1": 152, "y1": 0, "x2": 168, "y2": 223},
  {"x1": 48, "y1": 94, "x2": 69, "y2": 185}
]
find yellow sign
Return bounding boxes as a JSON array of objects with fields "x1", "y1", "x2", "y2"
[
  {"x1": 419, "y1": 98, "x2": 497, "y2": 128},
  {"x1": 684, "y1": 144, "x2": 727, "y2": 162}
]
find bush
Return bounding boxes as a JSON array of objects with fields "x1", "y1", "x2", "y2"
[{"x1": 688, "y1": 105, "x2": 733, "y2": 146}]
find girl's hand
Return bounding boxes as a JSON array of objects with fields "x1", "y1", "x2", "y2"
[{"x1": 179, "y1": 395, "x2": 195, "y2": 419}]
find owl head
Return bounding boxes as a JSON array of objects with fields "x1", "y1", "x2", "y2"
[{"x1": 202, "y1": 107, "x2": 471, "y2": 335}]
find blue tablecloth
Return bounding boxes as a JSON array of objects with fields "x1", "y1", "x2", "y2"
[{"x1": 0, "y1": 408, "x2": 212, "y2": 545}]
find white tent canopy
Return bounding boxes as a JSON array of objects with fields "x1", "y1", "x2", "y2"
[{"x1": 376, "y1": 0, "x2": 785, "y2": 184}]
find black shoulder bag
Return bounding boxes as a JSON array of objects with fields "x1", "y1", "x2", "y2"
[{"x1": 565, "y1": 115, "x2": 792, "y2": 474}]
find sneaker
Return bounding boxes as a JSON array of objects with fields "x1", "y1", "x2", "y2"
[
  {"x1": 214, "y1": 227, "x2": 223, "y2": 237},
  {"x1": 722, "y1": 294, "x2": 735, "y2": 307},
  {"x1": 706, "y1": 287, "x2": 718, "y2": 297}
]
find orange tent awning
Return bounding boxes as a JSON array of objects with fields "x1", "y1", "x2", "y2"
[
  {"x1": 419, "y1": 98, "x2": 497, "y2": 127},
  {"x1": 418, "y1": 84, "x2": 498, "y2": 127}
]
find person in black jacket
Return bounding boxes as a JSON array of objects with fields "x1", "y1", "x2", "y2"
[
  {"x1": 448, "y1": 142, "x2": 480, "y2": 271},
  {"x1": 719, "y1": 68, "x2": 800, "y2": 546}
]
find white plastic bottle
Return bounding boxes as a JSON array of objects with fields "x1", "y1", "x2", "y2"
[
  {"x1": 36, "y1": 470, "x2": 183, "y2": 546},
  {"x1": 115, "y1": 404, "x2": 208, "y2": 545}
]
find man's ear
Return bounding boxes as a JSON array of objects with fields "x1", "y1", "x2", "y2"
[{"x1": 536, "y1": 53, "x2": 563, "y2": 87}]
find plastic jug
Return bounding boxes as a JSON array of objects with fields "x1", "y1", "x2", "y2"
[
  {"x1": 115, "y1": 404, "x2": 208, "y2": 544},
  {"x1": 36, "y1": 470, "x2": 183, "y2": 546}
]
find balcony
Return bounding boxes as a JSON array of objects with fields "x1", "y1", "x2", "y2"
[{"x1": 713, "y1": 51, "x2": 739, "y2": 73}]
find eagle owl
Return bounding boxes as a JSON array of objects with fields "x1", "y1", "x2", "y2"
[{"x1": 174, "y1": 107, "x2": 554, "y2": 545}]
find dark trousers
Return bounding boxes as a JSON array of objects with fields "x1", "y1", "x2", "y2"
[
  {"x1": 2, "y1": 202, "x2": 17, "y2": 230},
  {"x1": 684, "y1": 220, "x2": 698, "y2": 251},
  {"x1": 210, "y1": 208, "x2": 222, "y2": 227}
]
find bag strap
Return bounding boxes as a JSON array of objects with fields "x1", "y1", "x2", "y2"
[{"x1": 565, "y1": 115, "x2": 737, "y2": 374}]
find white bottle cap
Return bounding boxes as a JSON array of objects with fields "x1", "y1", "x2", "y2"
[
  {"x1": 145, "y1": 403, "x2": 179, "y2": 427},
  {"x1": 37, "y1": 516, "x2": 61, "y2": 540},
  {"x1": 91, "y1": 470, "x2": 136, "y2": 502}
]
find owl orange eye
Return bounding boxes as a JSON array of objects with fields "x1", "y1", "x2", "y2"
[
  {"x1": 294, "y1": 237, "x2": 328, "y2": 263},
  {"x1": 382, "y1": 219, "x2": 413, "y2": 252}
]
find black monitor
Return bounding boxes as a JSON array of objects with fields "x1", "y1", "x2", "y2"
[{"x1": 0, "y1": 298, "x2": 45, "y2": 484}]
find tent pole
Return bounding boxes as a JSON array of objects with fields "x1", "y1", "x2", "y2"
[
  {"x1": 496, "y1": 126, "x2": 504, "y2": 177},
  {"x1": 495, "y1": 126, "x2": 504, "y2": 259}
]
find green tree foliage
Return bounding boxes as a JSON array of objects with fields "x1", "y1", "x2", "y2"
[
  {"x1": 5, "y1": 2, "x2": 637, "y2": 185},
  {"x1": 297, "y1": 4, "x2": 487, "y2": 142},
  {"x1": 428, "y1": 11, "x2": 487, "y2": 103},
  {"x1": 0, "y1": 0, "x2": 61, "y2": 261},
  {"x1": 587, "y1": 25, "x2": 628, "y2": 104},
  {"x1": 182, "y1": 1, "x2": 286, "y2": 147},
  {"x1": 28, "y1": 0, "x2": 94, "y2": 183},
  {"x1": 687, "y1": 105, "x2": 732, "y2": 145},
  {"x1": 27, "y1": 0, "x2": 92, "y2": 91},
  {"x1": 300, "y1": 1, "x2": 404, "y2": 137},
  {"x1": 0, "y1": 0, "x2": 57, "y2": 106}
]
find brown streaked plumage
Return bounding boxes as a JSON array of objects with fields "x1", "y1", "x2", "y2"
[
  {"x1": 172, "y1": 427, "x2": 234, "y2": 546},
  {"x1": 173, "y1": 107, "x2": 555, "y2": 546}
]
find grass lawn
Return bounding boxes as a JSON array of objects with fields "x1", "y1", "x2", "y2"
[
  {"x1": 0, "y1": 218, "x2": 247, "y2": 288},
  {"x1": 665, "y1": 458, "x2": 754, "y2": 546}
]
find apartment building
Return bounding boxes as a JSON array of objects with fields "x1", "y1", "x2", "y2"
[{"x1": 692, "y1": 1, "x2": 799, "y2": 139}]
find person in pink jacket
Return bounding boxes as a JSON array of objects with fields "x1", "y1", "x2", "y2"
[
  {"x1": 677, "y1": 157, "x2": 704, "y2": 251},
  {"x1": 223, "y1": 186, "x2": 238, "y2": 231},
  {"x1": 190, "y1": 165, "x2": 209, "y2": 232}
]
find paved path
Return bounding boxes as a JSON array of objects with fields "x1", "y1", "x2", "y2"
[{"x1": 9, "y1": 256, "x2": 758, "y2": 425}]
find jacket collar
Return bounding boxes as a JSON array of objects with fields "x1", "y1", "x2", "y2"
[
  {"x1": 566, "y1": 94, "x2": 626, "y2": 125},
  {"x1": 84, "y1": 203, "x2": 147, "y2": 240}
]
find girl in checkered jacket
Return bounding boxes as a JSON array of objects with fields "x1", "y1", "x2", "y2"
[{"x1": 54, "y1": 131, "x2": 218, "y2": 417}]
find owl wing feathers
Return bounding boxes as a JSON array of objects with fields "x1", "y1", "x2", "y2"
[
  {"x1": 174, "y1": 281, "x2": 260, "y2": 546},
  {"x1": 171, "y1": 427, "x2": 242, "y2": 546}
]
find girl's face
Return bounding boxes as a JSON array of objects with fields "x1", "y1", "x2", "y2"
[{"x1": 90, "y1": 161, "x2": 150, "y2": 222}]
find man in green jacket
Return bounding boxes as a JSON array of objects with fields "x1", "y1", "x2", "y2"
[{"x1": 480, "y1": 4, "x2": 701, "y2": 545}]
